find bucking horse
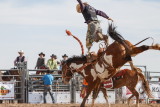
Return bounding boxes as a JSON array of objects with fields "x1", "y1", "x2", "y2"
[
  {"x1": 62, "y1": 57, "x2": 152, "y2": 107},
  {"x1": 62, "y1": 23, "x2": 160, "y2": 107}
]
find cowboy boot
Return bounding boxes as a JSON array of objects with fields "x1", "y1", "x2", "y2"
[
  {"x1": 103, "y1": 34, "x2": 109, "y2": 46},
  {"x1": 86, "y1": 52, "x2": 93, "y2": 62},
  {"x1": 94, "y1": 32, "x2": 103, "y2": 42}
]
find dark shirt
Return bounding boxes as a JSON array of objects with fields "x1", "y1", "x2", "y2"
[
  {"x1": 14, "y1": 56, "x2": 26, "y2": 66},
  {"x1": 77, "y1": 0, "x2": 109, "y2": 23},
  {"x1": 36, "y1": 58, "x2": 45, "y2": 68}
]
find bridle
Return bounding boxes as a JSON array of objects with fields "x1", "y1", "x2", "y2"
[{"x1": 62, "y1": 63, "x2": 75, "y2": 81}]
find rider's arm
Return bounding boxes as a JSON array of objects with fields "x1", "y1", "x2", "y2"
[
  {"x1": 77, "y1": 0, "x2": 85, "y2": 12},
  {"x1": 96, "y1": 10, "x2": 114, "y2": 22},
  {"x1": 96, "y1": 9, "x2": 109, "y2": 19}
]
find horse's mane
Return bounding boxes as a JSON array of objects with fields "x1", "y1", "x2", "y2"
[{"x1": 66, "y1": 55, "x2": 87, "y2": 63}]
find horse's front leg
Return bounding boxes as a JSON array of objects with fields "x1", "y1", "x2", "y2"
[
  {"x1": 91, "y1": 89, "x2": 98, "y2": 107},
  {"x1": 81, "y1": 81, "x2": 100, "y2": 107},
  {"x1": 80, "y1": 89, "x2": 92, "y2": 107},
  {"x1": 91, "y1": 96, "x2": 95, "y2": 107},
  {"x1": 101, "y1": 87, "x2": 110, "y2": 107}
]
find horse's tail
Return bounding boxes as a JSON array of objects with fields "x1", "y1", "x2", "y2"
[
  {"x1": 133, "y1": 37, "x2": 154, "y2": 46},
  {"x1": 107, "y1": 23, "x2": 126, "y2": 44},
  {"x1": 137, "y1": 70, "x2": 153, "y2": 98}
]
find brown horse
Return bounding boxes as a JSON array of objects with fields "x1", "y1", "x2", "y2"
[
  {"x1": 91, "y1": 68, "x2": 152, "y2": 107},
  {"x1": 1, "y1": 69, "x2": 21, "y2": 81},
  {"x1": 62, "y1": 56, "x2": 152, "y2": 107}
]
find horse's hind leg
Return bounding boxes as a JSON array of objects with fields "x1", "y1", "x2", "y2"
[
  {"x1": 128, "y1": 88, "x2": 139, "y2": 107},
  {"x1": 127, "y1": 94, "x2": 134, "y2": 107}
]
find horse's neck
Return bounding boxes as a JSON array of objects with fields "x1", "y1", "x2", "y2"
[
  {"x1": 70, "y1": 62, "x2": 86, "y2": 76},
  {"x1": 101, "y1": 53, "x2": 113, "y2": 66}
]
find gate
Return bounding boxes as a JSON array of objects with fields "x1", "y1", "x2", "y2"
[{"x1": 0, "y1": 62, "x2": 27, "y2": 103}]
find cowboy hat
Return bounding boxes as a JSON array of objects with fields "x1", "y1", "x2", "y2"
[
  {"x1": 39, "y1": 52, "x2": 45, "y2": 57},
  {"x1": 76, "y1": 2, "x2": 88, "y2": 13},
  {"x1": 18, "y1": 50, "x2": 24, "y2": 54},
  {"x1": 50, "y1": 54, "x2": 57, "y2": 59},
  {"x1": 62, "y1": 54, "x2": 68, "y2": 58}
]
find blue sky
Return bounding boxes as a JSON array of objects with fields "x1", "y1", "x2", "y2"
[{"x1": 0, "y1": 0, "x2": 160, "y2": 71}]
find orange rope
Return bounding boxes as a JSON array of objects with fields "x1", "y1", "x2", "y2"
[{"x1": 66, "y1": 30, "x2": 84, "y2": 55}]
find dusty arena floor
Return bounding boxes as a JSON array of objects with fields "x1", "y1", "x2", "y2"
[{"x1": 0, "y1": 104, "x2": 160, "y2": 107}]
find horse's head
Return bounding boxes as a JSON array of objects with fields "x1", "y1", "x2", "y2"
[
  {"x1": 61, "y1": 55, "x2": 87, "y2": 84},
  {"x1": 61, "y1": 62, "x2": 74, "y2": 84}
]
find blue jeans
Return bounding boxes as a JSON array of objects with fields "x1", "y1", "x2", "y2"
[{"x1": 43, "y1": 85, "x2": 55, "y2": 103}]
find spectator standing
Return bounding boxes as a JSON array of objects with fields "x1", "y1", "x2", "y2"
[
  {"x1": 42, "y1": 70, "x2": 55, "y2": 103},
  {"x1": 35, "y1": 52, "x2": 45, "y2": 69},
  {"x1": 46, "y1": 54, "x2": 58, "y2": 70},
  {"x1": 14, "y1": 50, "x2": 26, "y2": 67},
  {"x1": 60, "y1": 54, "x2": 68, "y2": 70},
  {"x1": 61, "y1": 54, "x2": 68, "y2": 63}
]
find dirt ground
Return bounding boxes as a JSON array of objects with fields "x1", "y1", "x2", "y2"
[{"x1": 0, "y1": 104, "x2": 160, "y2": 107}]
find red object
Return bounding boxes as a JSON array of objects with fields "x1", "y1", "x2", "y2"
[
  {"x1": 113, "y1": 69, "x2": 128, "y2": 78},
  {"x1": 36, "y1": 66, "x2": 48, "y2": 74},
  {"x1": 80, "y1": 87, "x2": 87, "y2": 98},
  {"x1": 126, "y1": 88, "x2": 132, "y2": 95},
  {"x1": 103, "y1": 79, "x2": 113, "y2": 88}
]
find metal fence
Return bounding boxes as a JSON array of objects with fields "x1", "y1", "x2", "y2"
[
  {"x1": 0, "y1": 62, "x2": 160, "y2": 104},
  {"x1": 0, "y1": 69, "x2": 24, "y2": 103}
]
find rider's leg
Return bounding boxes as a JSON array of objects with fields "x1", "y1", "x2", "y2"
[
  {"x1": 96, "y1": 32, "x2": 109, "y2": 46},
  {"x1": 103, "y1": 34, "x2": 109, "y2": 46},
  {"x1": 86, "y1": 38, "x2": 92, "y2": 53},
  {"x1": 96, "y1": 32, "x2": 103, "y2": 40}
]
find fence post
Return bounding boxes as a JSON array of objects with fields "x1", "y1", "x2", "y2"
[
  {"x1": 70, "y1": 74, "x2": 76, "y2": 103},
  {"x1": 115, "y1": 88, "x2": 122, "y2": 103},
  {"x1": 20, "y1": 62, "x2": 27, "y2": 103},
  {"x1": 23, "y1": 62, "x2": 28, "y2": 103}
]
